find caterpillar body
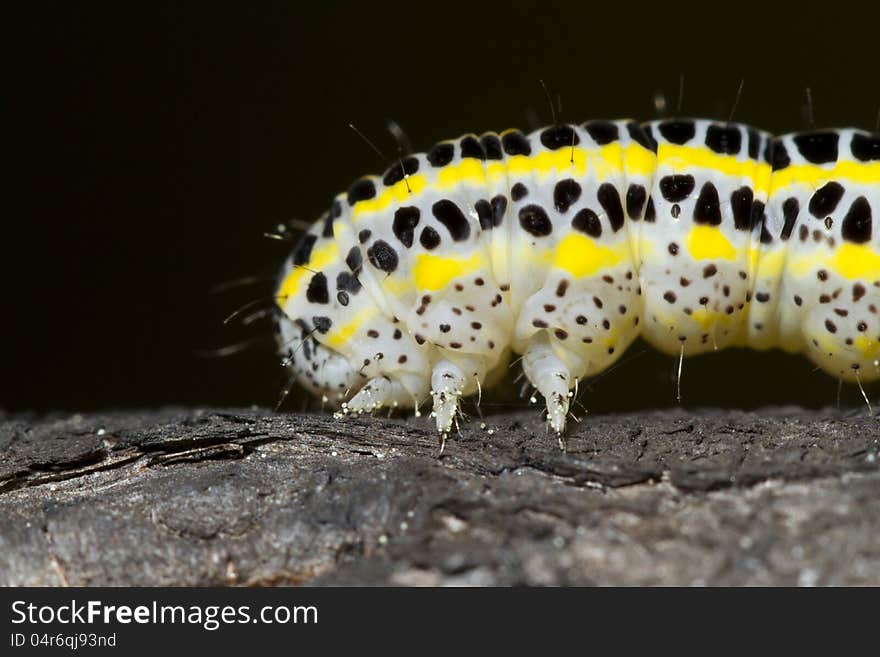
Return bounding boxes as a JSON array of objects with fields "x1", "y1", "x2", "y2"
[{"x1": 274, "y1": 118, "x2": 880, "y2": 440}]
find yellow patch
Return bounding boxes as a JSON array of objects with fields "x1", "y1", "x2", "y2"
[
  {"x1": 831, "y1": 243, "x2": 880, "y2": 280},
  {"x1": 485, "y1": 162, "x2": 507, "y2": 183},
  {"x1": 436, "y1": 159, "x2": 486, "y2": 190},
  {"x1": 325, "y1": 307, "x2": 377, "y2": 349},
  {"x1": 854, "y1": 334, "x2": 880, "y2": 360},
  {"x1": 657, "y1": 144, "x2": 772, "y2": 195},
  {"x1": 276, "y1": 241, "x2": 339, "y2": 305},
  {"x1": 413, "y1": 251, "x2": 486, "y2": 292},
  {"x1": 686, "y1": 225, "x2": 737, "y2": 261},
  {"x1": 351, "y1": 175, "x2": 428, "y2": 220},
  {"x1": 689, "y1": 307, "x2": 721, "y2": 331},
  {"x1": 753, "y1": 247, "x2": 786, "y2": 281},
  {"x1": 552, "y1": 233, "x2": 623, "y2": 278},
  {"x1": 622, "y1": 143, "x2": 656, "y2": 177},
  {"x1": 770, "y1": 160, "x2": 880, "y2": 194}
]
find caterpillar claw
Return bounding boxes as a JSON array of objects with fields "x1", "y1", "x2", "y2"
[
  {"x1": 522, "y1": 336, "x2": 572, "y2": 442},
  {"x1": 430, "y1": 360, "x2": 466, "y2": 436},
  {"x1": 343, "y1": 377, "x2": 393, "y2": 415}
]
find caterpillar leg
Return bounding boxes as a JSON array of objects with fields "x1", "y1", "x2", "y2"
[
  {"x1": 430, "y1": 359, "x2": 467, "y2": 438},
  {"x1": 341, "y1": 374, "x2": 429, "y2": 417},
  {"x1": 342, "y1": 376, "x2": 394, "y2": 415},
  {"x1": 522, "y1": 335, "x2": 571, "y2": 446}
]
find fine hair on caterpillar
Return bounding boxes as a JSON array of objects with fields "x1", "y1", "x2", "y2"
[{"x1": 270, "y1": 114, "x2": 880, "y2": 449}]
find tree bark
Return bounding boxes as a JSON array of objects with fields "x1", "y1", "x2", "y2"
[{"x1": 1, "y1": 407, "x2": 878, "y2": 585}]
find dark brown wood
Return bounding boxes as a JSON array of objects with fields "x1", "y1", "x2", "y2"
[{"x1": 1, "y1": 407, "x2": 879, "y2": 585}]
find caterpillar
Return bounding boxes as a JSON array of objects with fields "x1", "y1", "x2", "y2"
[{"x1": 273, "y1": 118, "x2": 880, "y2": 445}]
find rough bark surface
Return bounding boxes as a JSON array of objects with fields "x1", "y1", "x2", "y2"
[{"x1": 1, "y1": 407, "x2": 879, "y2": 585}]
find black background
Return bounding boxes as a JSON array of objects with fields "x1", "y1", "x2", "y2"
[{"x1": 7, "y1": 1, "x2": 880, "y2": 413}]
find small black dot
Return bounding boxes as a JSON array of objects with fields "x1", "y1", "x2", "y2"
[
  {"x1": 626, "y1": 184, "x2": 647, "y2": 220},
  {"x1": 460, "y1": 135, "x2": 485, "y2": 159},
  {"x1": 306, "y1": 272, "x2": 329, "y2": 304},
  {"x1": 427, "y1": 142, "x2": 455, "y2": 167},
  {"x1": 481, "y1": 134, "x2": 503, "y2": 160},
  {"x1": 475, "y1": 199, "x2": 493, "y2": 230},
  {"x1": 367, "y1": 240, "x2": 398, "y2": 273},
  {"x1": 583, "y1": 120, "x2": 619, "y2": 145},
  {"x1": 357, "y1": 229, "x2": 372, "y2": 244},
  {"x1": 841, "y1": 196, "x2": 872, "y2": 243},
  {"x1": 392, "y1": 206, "x2": 421, "y2": 248},
  {"x1": 693, "y1": 182, "x2": 722, "y2": 225},
  {"x1": 572, "y1": 208, "x2": 602, "y2": 237},
  {"x1": 292, "y1": 234, "x2": 317, "y2": 266},
  {"x1": 781, "y1": 197, "x2": 799, "y2": 240},
  {"x1": 703, "y1": 264, "x2": 717, "y2": 278},
  {"x1": 312, "y1": 316, "x2": 332, "y2": 334},
  {"x1": 345, "y1": 246, "x2": 362, "y2": 272},
  {"x1": 748, "y1": 128, "x2": 761, "y2": 160},
  {"x1": 597, "y1": 183, "x2": 624, "y2": 231},
  {"x1": 794, "y1": 131, "x2": 839, "y2": 164},
  {"x1": 731, "y1": 187, "x2": 754, "y2": 230},
  {"x1": 644, "y1": 197, "x2": 656, "y2": 222},
  {"x1": 808, "y1": 181, "x2": 845, "y2": 218},
  {"x1": 626, "y1": 122, "x2": 657, "y2": 152},
  {"x1": 336, "y1": 271, "x2": 361, "y2": 294},
  {"x1": 553, "y1": 179, "x2": 582, "y2": 213},
  {"x1": 502, "y1": 131, "x2": 531, "y2": 156},
  {"x1": 658, "y1": 120, "x2": 696, "y2": 144},
  {"x1": 705, "y1": 124, "x2": 742, "y2": 154},
  {"x1": 771, "y1": 140, "x2": 790, "y2": 170},
  {"x1": 432, "y1": 199, "x2": 471, "y2": 241},
  {"x1": 540, "y1": 125, "x2": 579, "y2": 150},
  {"x1": 659, "y1": 175, "x2": 695, "y2": 203},
  {"x1": 851, "y1": 132, "x2": 880, "y2": 162},
  {"x1": 347, "y1": 179, "x2": 376, "y2": 206},
  {"x1": 511, "y1": 182, "x2": 529, "y2": 201},
  {"x1": 382, "y1": 157, "x2": 419, "y2": 186},
  {"x1": 519, "y1": 204, "x2": 553, "y2": 237},
  {"x1": 668, "y1": 242, "x2": 679, "y2": 255},
  {"x1": 491, "y1": 195, "x2": 507, "y2": 227},
  {"x1": 663, "y1": 291, "x2": 677, "y2": 303}
]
